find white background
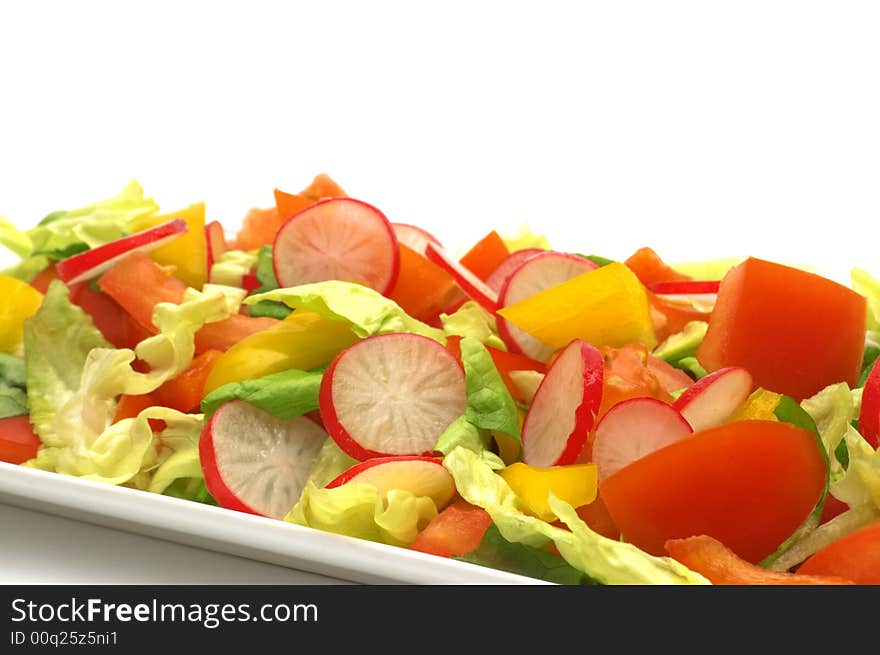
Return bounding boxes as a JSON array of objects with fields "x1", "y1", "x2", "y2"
[{"x1": 0, "y1": 1, "x2": 879, "y2": 582}]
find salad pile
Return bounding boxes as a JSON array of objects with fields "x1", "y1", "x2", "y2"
[{"x1": 1, "y1": 175, "x2": 879, "y2": 585}]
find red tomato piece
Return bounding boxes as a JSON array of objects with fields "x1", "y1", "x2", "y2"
[
  {"x1": 599, "y1": 420, "x2": 827, "y2": 563},
  {"x1": 153, "y1": 349, "x2": 223, "y2": 413},
  {"x1": 696, "y1": 257, "x2": 867, "y2": 400},
  {"x1": 0, "y1": 415, "x2": 41, "y2": 465},
  {"x1": 797, "y1": 519, "x2": 880, "y2": 584},
  {"x1": 459, "y1": 230, "x2": 511, "y2": 282},
  {"x1": 624, "y1": 247, "x2": 690, "y2": 287},
  {"x1": 665, "y1": 535, "x2": 853, "y2": 585},
  {"x1": 112, "y1": 394, "x2": 166, "y2": 432},
  {"x1": 409, "y1": 497, "x2": 493, "y2": 558},
  {"x1": 68, "y1": 282, "x2": 132, "y2": 349}
]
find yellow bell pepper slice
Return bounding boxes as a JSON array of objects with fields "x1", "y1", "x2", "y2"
[
  {"x1": 131, "y1": 203, "x2": 207, "y2": 289},
  {"x1": 203, "y1": 310, "x2": 359, "y2": 393},
  {"x1": 0, "y1": 274, "x2": 43, "y2": 354},
  {"x1": 498, "y1": 461, "x2": 598, "y2": 522},
  {"x1": 728, "y1": 388, "x2": 781, "y2": 422},
  {"x1": 496, "y1": 262, "x2": 657, "y2": 350}
]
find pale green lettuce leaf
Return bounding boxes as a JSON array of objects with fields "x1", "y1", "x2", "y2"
[
  {"x1": 285, "y1": 482, "x2": 438, "y2": 547},
  {"x1": 245, "y1": 281, "x2": 446, "y2": 343},
  {"x1": 433, "y1": 415, "x2": 504, "y2": 470},
  {"x1": 851, "y1": 268, "x2": 880, "y2": 332},
  {"x1": 500, "y1": 223, "x2": 552, "y2": 252},
  {"x1": 461, "y1": 337, "x2": 520, "y2": 441},
  {"x1": 652, "y1": 321, "x2": 708, "y2": 365},
  {"x1": 671, "y1": 257, "x2": 743, "y2": 281},
  {"x1": 23, "y1": 283, "x2": 235, "y2": 485},
  {"x1": 507, "y1": 370, "x2": 544, "y2": 405},
  {"x1": 800, "y1": 382, "x2": 856, "y2": 483},
  {"x1": 443, "y1": 447, "x2": 709, "y2": 585},
  {"x1": 0, "y1": 216, "x2": 33, "y2": 258},
  {"x1": 441, "y1": 301, "x2": 506, "y2": 350},
  {"x1": 209, "y1": 249, "x2": 258, "y2": 287},
  {"x1": 301, "y1": 437, "x2": 360, "y2": 490}
]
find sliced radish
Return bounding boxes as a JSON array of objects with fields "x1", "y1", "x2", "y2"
[
  {"x1": 391, "y1": 222, "x2": 442, "y2": 256},
  {"x1": 424, "y1": 242, "x2": 499, "y2": 313},
  {"x1": 521, "y1": 339, "x2": 604, "y2": 466},
  {"x1": 650, "y1": 280, "x2": 721, "y2": 295},
  {"x1": 672, "y1": 366, "x2": 753, "y2": 433},
  {"x1": 485, "y1": 248, "x2": 545, "y2": 293},
  {"x1": 273, "y1": 197, "x2": 400, "y2": 295},
  {"x1": 592, "y1": 397, "x2": 694, "y2": 481},
  {"x1": 55, "y1": 218, "x2": 187, "y2": 285},
  {"x1": 205, "y1": 220, "x2": 228, "y2": 273},
  {"x1": 858, "y1": 359, "x2": 880, "y2": 448},
  {"x1": 319, "y1": 333, "x2": 467, "y2": 461},
  {"x1": 199, "y1": 399, "x2": 329, "y2": 519},
  {"x1": 326, "y1": 455, "x2": 455, "y2": 509},
  {"x1": 497, "y1": 252, "x2": 598, "y2": 362}
]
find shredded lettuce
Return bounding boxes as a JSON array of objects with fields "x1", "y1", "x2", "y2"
[
  {"x1": 301, "y1": 437, "x2": 360, "y2": 490},
  {"x1": 245, "y1": 281, "x2": 446, "y2": 343},
  {"x1": 443, "y1": 447, "x2": 709, "y2": 584},
  {"x1": 441, "y1": 301, "x2": 506, "y2": 350},
  {"x1": 499, "y1": 223, "x2": 551, "y2": 253},
  {"x1": 285, "y1": 482, "x2": 438, "y2": 547},
  {"x1": 209, "y1": 249, "x2": 258, "y2": 287}
]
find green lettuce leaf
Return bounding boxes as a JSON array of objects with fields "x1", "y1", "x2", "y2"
[
  {"x1": 433, "y1": 415, "x2": 505, "y2": 471},
  {"x1": 244, "y1": 245, "x2": 292, "y2": 319},
  {"x1": 443, "y1": 447, "x2": 709, "y2": 584},
  {"x1": 860, "y1": 333, "x2": 880, "y2": 388},
  {"x1": 460, "y1": 337, "x2": 520, "y2": 442},
  {"x1": 245, "y1": 281, "x2": 446, "y2": 343},
  {"x1": 0, "y1": 353, "x2": 27, "y2": 418},
  {"x1": 652, "y1": 321, "x2": 708, "y2": 366},
  {"x1": 285, "y1": 482, "x2": 438, "y2": 547},
  {"x1": 0, "y1": 216, "x2": 33, "y2": 258},
  {"x1": 580, "y1": 254, "x2": 615, "y2": 267},
  {"x1": 301, "y1": 437, "x2": 360, "y2": 490},
  {"x1": 440, "y1": 301, "x2": 505, "y2": 350},
  {"x1": 455, "y1": 524, "x2": 593, "y2": 585},
  {"x1": 200, "y1": 368, "x2": 322, "y2": 419}
]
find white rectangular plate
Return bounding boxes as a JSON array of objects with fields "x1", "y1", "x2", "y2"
[{"x1": 0, "y1": 462, "x2": 547, "y2": 585}]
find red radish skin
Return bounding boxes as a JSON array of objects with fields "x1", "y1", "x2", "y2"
[
  {"x1": 392, "y1": 223, "x2": 442, "y2": 255},
  {"x1": 200, "y1": 400, "x2": 328, "y2": 519},
  {"x1": 592, "y1": 397, "x2": 694, "y2": 481},
  {"x1": 673, "y1": 366, "x2": 753, "y2": 432},
  {"x1": 319, "y1": 333, "x2": 467, "y2": 461},
  {"x1": 496, "y1": 252, "x2": 598, "y2": 362},
  {"x1": 55, "y1": 218, "x2": 187, "y2": 285},
  {"x1": 326, "y1": 456, "x2": 456, "y2": 509},
  {"x1": 521, "y1": 339, "x2": 604, "y2": 466},
  {"x1": 273, "y1": 197, "x2": 400, "y2": 295},
  {"x1": 485, "y1": 248, "x2": 545, "y2": 293},
  {"x1": 424, "y1": 242, "x2": 499, "y2": 313},
  {"x1": 858, "y1": 360, "x2": 880, "y2": 448},
  {"x1": 651, "y1": 280, "x2": 721, "y2": 295}
]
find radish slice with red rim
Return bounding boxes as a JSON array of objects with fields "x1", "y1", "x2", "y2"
[
  {"x1": 205, "y1": 220, "x2": 228, "y2": 273},
  {"x1": 424, "y1": 242, "x2": 499, "y2": 313},
  {"x1": 497, "y1": 252, "x2": 598, "y2": 362},
  {"x1": 392, "y1": 222, "x2": 442, "y2": 256},
  {"x1": 326, "y1": 455, "x2": 455, "y2": 509},
  {"x1": 55, "y1": 218, "x2": 188, "y2": 285},
  {"x1": 319, "y1": 333, "x2": 467, "y2": 461},
  {"x1": 199, "y1": 399, "x2": 329, "y2": 519},
  {"x1": 672, "y1": 366, "x2": 753, "y2": 433},
  {"x1": 859, "y1": 359, "x2": 880, "y2": 448},
  {"x1": 273, "y1": 197, "x2": 400, "y2": 294},
  {"x1": 592, "y1": 397, "x2": 693, "y2": 482},
  {"x1": 485, "y1": 248, "x2": 545, "y2": 293},
  {"x1": 521, "y1": 339, "x2": 604, "y2": 466}
]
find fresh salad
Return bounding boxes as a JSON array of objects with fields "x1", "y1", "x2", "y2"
[{"x1": 1, "y1": 175, "x2": 879, "y2": 585}]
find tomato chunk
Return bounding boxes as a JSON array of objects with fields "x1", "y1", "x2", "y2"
[
  {"x1": 624, "y1": 247, "x2": 690, "y2": 287},
  {"x1": 696, "y1": 257, "x2": 866, "y2": 400},
  {"x1": 98, "y1": 252, "x2": 187, "y2": 331},
  {"x1": 797, "y1": 519, "x2": 880, "y2": 584},
  {"x1": 665, "y1": 535, "x2": 853, "y2": 585},
  {"x1": 599, "y1": 420, "x2": 827, "y2": 563},
  {"x1": 459, "y1": 230, "x2": 510, "y2": 282},
  {"x1": 153, "y1": 349, "x2": 223, "y2": 413},
  {"x1": 0, "y1": 415, "x2": 41, "y2": 465},
  {"x1": 409, "y1": 497, "x2": 493, "y2": 558}
]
